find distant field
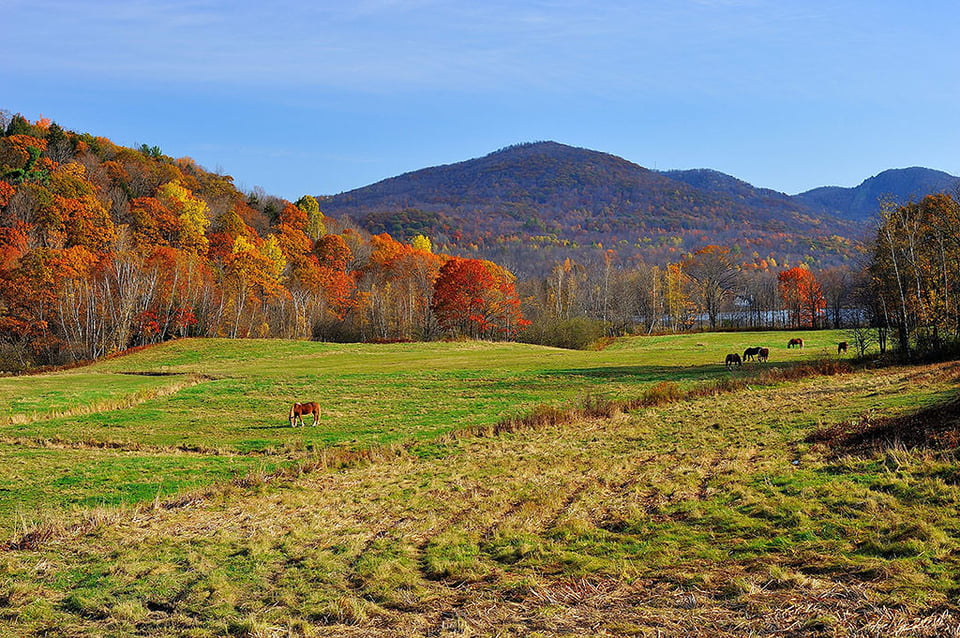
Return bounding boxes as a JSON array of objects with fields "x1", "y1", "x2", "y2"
[
  {"x1": 2, "y1": 336, "x2": 960, "y2": 637},
  {"x1": 0, "y1": 331, "x2": 849, "y2": 529}
]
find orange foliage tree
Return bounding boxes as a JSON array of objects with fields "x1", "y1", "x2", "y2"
[
  {"x1": 359, "y1": 233, "x2": 444, "y2": 340},
  {"x1": 289, "y1": 233, "x2": 356, "y2": 338},
  {"x1": 129, "y1": 197, "x2": 181, "y2": 247},
  {"x1": 223, "y1": 236, "x2": 287, "y2": 338}
]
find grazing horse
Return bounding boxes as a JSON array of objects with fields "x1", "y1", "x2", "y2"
[
  {"x1": 289, "y1": 401, "x2": 320, "y2": 427},
  {"x1": 725, "y1": 353, "x2": 742, "y2": 369},
  {"x1": 838, "y1": 341, "x2": 848, "y2": 355},
  {"x1": 787, "y1": 338, "x2": 804, "y2": 349},
  {"x1": 758, "y1": 347, "x2": 769, "y2": 362},
  {"x1": 743, "y1": 346, "x2": 762, "y2": 361}
]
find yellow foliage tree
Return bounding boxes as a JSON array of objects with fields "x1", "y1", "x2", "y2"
[
  {"x1": 296, "y1": 195, "x2": 327, "y2": 241},
  {"x1": 157, "y1": 181, "x2": 210, "y2": 254},
  {"x1": 261, "y1": 234, "x2": 286, "y2": 280},
  {"x1": 411, "y1": 234, "x2": 432, "y2": 253}
]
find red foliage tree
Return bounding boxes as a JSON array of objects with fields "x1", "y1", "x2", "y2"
[
  {"x1": 778, "y1": 266, "x2": 825, "y2": 328},
  {"x1": 274, "y1": 203, "x2": 311, "y2": 259},
  {"x1": 431, "y1": 257, "x2": 528, "y2": 339},
  {"x1": 313, "y1": 234, "x2": 352, "y2": 271}
]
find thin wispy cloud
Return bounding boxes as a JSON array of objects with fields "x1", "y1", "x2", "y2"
[
  {"x1": 8, "y1": 0, "x2": 867, "y2": 95},
  {"x1": 3, "y1": 0, "x2": 958, "y2": 197}
]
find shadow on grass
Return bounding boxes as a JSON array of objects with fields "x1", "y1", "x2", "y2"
[
  {"x1": 808, "y1": 393, "x2": 960, "y2": 454},
  {"x1": 539, "y1": 362, "x2": 758, "y2": 382},
  {"x1": 248, "y1": 424, "x2": 296, "y2": 430}
]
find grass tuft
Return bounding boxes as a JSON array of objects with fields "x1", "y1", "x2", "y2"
[{"x1": 637, "y1": 381, "x2": 684, "y2": 406}]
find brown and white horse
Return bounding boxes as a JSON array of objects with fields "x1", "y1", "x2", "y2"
[{"x1": 289, "y1": 401, "x2": 320, "y2": 427}]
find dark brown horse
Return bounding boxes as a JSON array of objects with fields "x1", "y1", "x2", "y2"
[
  {"x1": 743, "y1": 346, "x2": 762, "y2": 361},
  {"x1": 758, "y1": 347, "x2": 769, "y2": 362},
  {"x1": 838, "y1": 341, "x2": 848, "y2": 354},
  {"x1": 725, "y1": 353, "x2": 742, "y2": 369},
  {"x1": 787, "y1": 338, "x2": 804, "y2": 349},
  {"x1": 289, "y1": 401, "x2": 320, "y2": 427}
]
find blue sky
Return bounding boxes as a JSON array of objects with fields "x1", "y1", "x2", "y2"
[{"x1": 4, "y1": 0, "x2": 959, "y2": 200}]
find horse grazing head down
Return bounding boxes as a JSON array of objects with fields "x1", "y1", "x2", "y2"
[
  {"x1": 289, "y1": 401, "x2": 320, "y2": 427},
  {"x1": 743, "y1": 347, "x2": 761, "y2": 361},
  {"x1": 787, "y1": 338, "x2": 804, "y2": 349},
  {"x1": 758, "y1": 347, "x2": 769, "y2": 362},
  {"x1": 725, "y1": 353, "x2": 742, "y2": 368}
]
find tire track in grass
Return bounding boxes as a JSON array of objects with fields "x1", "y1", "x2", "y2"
[
  {"x1": 588, "y1": 455, "x2": 665, "y2": 531},
  {"x1": 544, "y1": 480, "x2": 595, "y2": 532},
  {"x1": 0, "y1": 374, "x2": 285, "y2": 457},
  {"x1": 411, "y1": 501, "x2": 489, "y2": 588}
]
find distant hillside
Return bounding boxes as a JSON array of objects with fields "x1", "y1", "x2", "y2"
[
  {"x1": 794, "y1": 167, "x2": 960, "y2": 221},
  {"x1": 319, "y1": 142, "x2": 864, "y2": 273}
]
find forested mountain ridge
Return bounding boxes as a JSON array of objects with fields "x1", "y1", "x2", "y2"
[
  {"x1": 318, "y1": 142, "x2": 960, "y2": 274},
  {"x1": 659, "y1": 168, "x2": 798, "y2": 210},
  {"x1": 317, "y1": 142, "x2": 866, "y2": 273}
]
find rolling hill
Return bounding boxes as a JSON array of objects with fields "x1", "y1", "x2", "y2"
[
  {"x1": 316, "y1": 142, "x2": 860, "y2": 273},
  {"x1": 659, "y1": 167, "x2": 798, "y2": 210},
  {"x1": 317, "y1": 142, "x2": 957, "y2": 274}
]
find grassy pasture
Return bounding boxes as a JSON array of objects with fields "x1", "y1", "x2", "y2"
[
  {"x1": 0, "y1": 332, "x2": 847, "y2": 529},
  {"x1": 1, "y1": 350, "x2": 960, "y2": 636}
]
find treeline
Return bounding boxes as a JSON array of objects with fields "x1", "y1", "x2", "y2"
[
  {"x1": 0, "y1": 114, "x2": 525, "y2": 370},
  {"x1": 516, "y1": 246, "x2": 865, "y2": 349}
]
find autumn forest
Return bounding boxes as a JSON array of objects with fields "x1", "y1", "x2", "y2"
[{"x1": 0, "y1": 113, "x2": 956, "y2": 370}]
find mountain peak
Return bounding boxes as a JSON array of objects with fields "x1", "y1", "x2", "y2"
[
  {"x1": 489, "y1": 140, "x2": 568, "y2": 154},
  {"x1": 796, "y1": 166, "x2": 959, "y2": 220},
  {"x1": 483, "y1": 141, "x2": 650, "y2": 170}
]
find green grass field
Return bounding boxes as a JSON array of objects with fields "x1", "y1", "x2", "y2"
[
  {"x1": 0, "y1": 331, "x2": 846, "y2": 528},
  {"x1": 6, "y1": 331, "x2": 960, "y2": 636}
]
